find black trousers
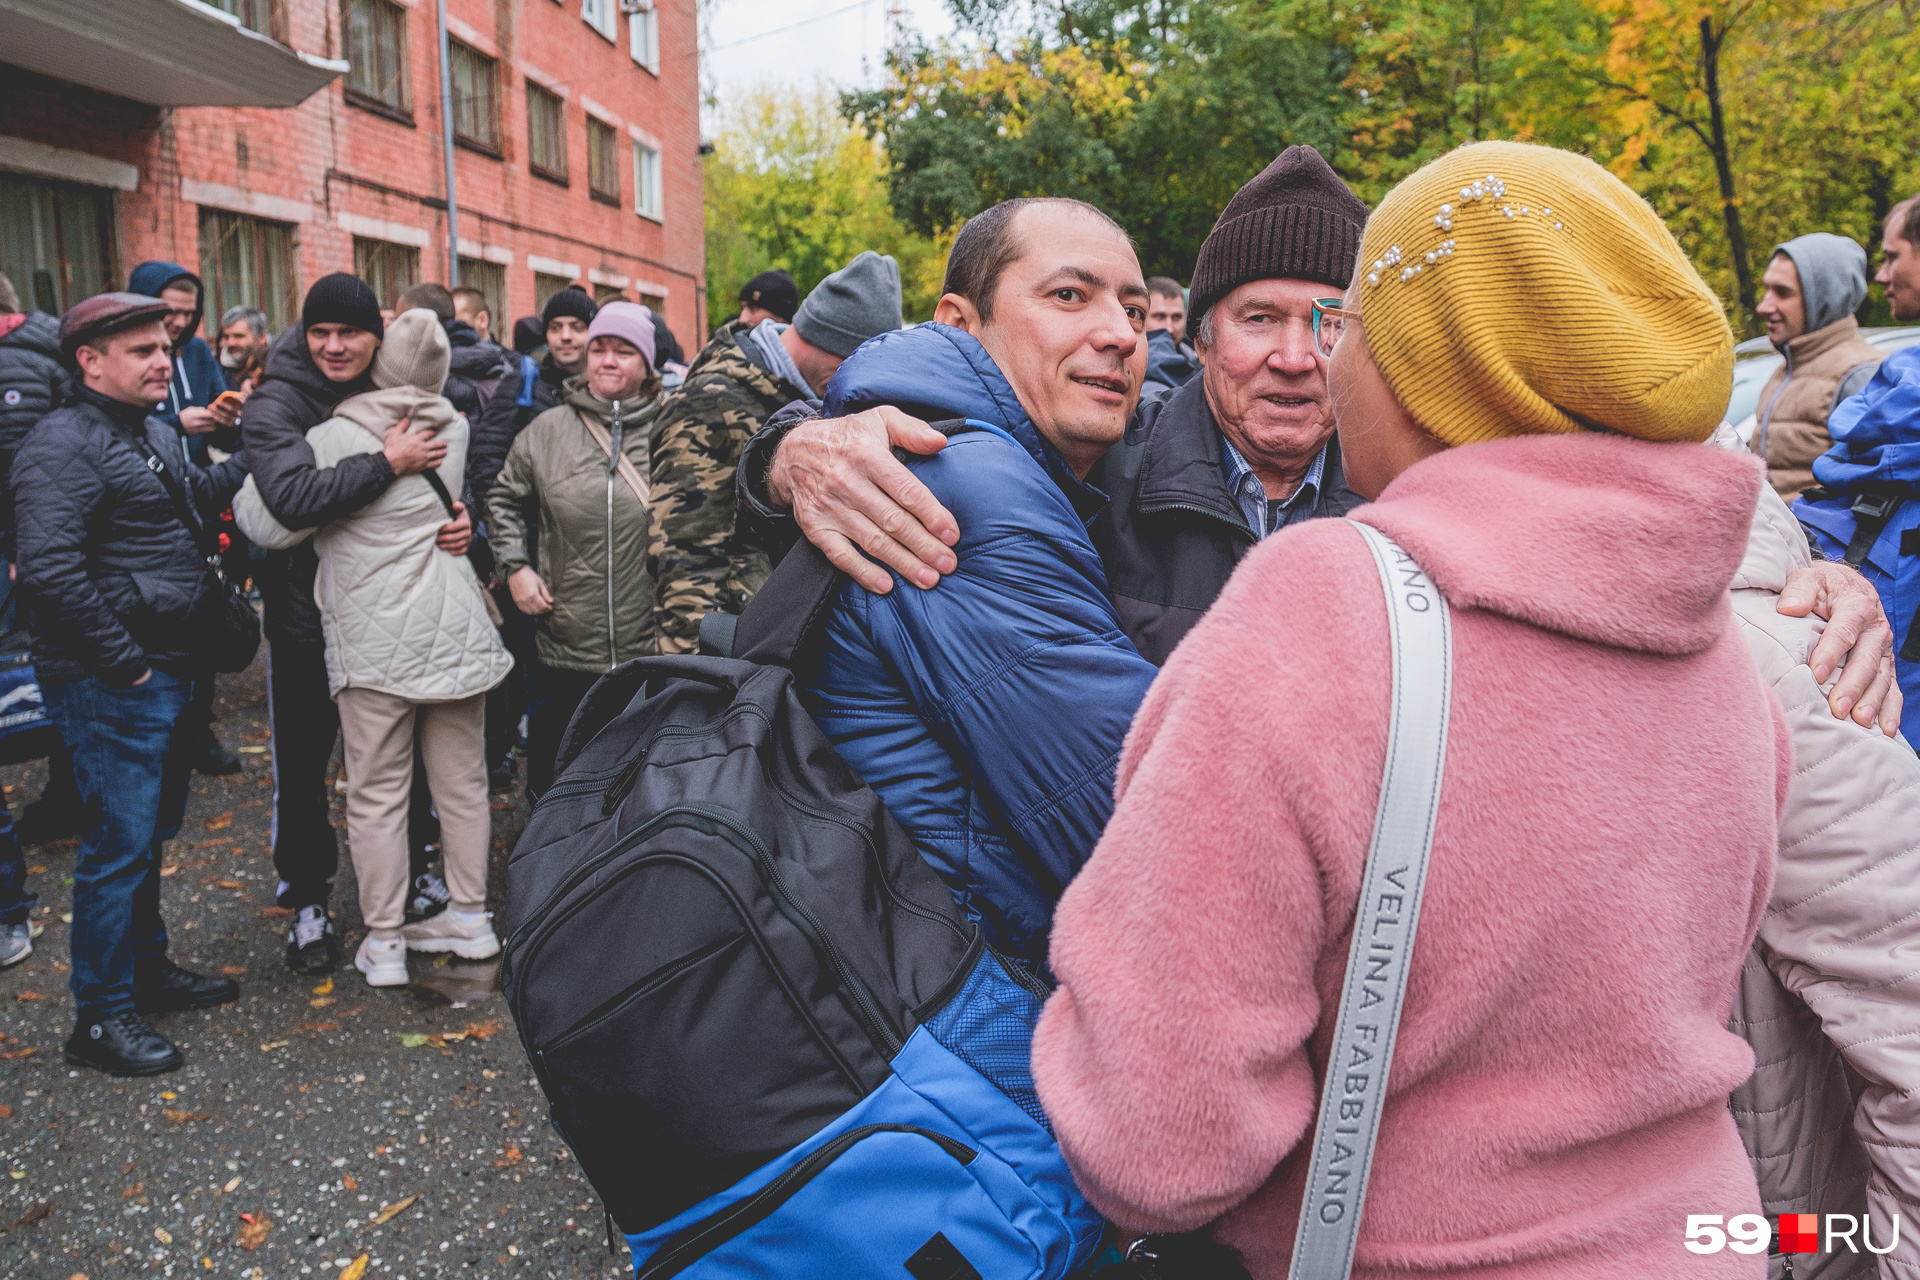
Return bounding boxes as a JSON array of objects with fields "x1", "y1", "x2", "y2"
[
  {"x1": 268, "y1": 638, "x2": 436, "y2": 910},
  {"x1": 485, "y1": 594, "x2": 536, "y2": 772},
  {"x1": 526, "y1": 665, "x2": 603, "y2": 802}
]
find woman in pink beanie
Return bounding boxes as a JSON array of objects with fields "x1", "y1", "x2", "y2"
[{"x1": 1031, "y1": 142, "x2": 1785, "y2": 1277}]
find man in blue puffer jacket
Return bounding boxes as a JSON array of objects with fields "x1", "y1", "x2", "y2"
[{"x1": 797, "y1": 198, "x2": 1160, "y2": 966}]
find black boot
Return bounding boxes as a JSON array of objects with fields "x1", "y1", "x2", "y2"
[
  {"x1": 17, "y1": 796, "x2": 85, "y2": 845},
  {"x1": 284, "y1": 905, "x2": 340, "y2": 974},
  {"x1": 192, "y1": 741, "x2": 243, "y2": 776},
  {"x1": 65, "y1": 1010, "x2": 183, "y2": 1076},
  {"x1": 134, "y1": 960, "x2": 241, "y2": 1013}
]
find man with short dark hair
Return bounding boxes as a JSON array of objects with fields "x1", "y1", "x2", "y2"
[
  {"x1": 736, "y1": 269, "x2": 799, "y2": 329},
  {"x1": 650, "y1": 251, "x2": 903, "y2": 653},
  {"x1": 397, "y1": 282, "x2": 511, "y2": 421},
  {"x1": 450, "y1": 286, "x2": 493, "y2": 340},
  {"x1": 245, "y1": 273, "x2": 469, "y2": 973},
  {"x1": 13, "y1": 293, "x2": 252, "y2": 1073},
  {"x1": 764, "y1": 198, "x2": 1161, "y2": 964},
  {"x1": 127, "y1": 262, "x2": 237, "y2": 457},
  {"x1": 1142, "y1": 275, "x2": 1197, "y2": 391},
  {"x1": 1880, "y1": 196, "x2": 1920, "y2": 324}
]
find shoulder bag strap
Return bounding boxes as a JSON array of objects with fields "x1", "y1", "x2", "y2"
[
  {"x1": 1287, "y1": 521, "x2": 1452, "y2": 1280},
  {"x1": 76, "y1": 402, "x2": 216, "y2": 561},
  {"x1": 579, "y1": 414, "x2": 649, "y2": 510}
]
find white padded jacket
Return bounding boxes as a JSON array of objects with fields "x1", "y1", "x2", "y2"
[{"x1": 1727, "y1": 437, "x2": 1920, "y2": 1279}]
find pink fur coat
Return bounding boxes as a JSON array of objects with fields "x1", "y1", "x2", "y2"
[{"x1": 1032, "y1": 433, "x2": 1788, "y2": 1278}]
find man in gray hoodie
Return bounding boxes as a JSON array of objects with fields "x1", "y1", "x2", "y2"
[{"x1": 1752, "y1": 231, "x2": 1883, "y2": 499}]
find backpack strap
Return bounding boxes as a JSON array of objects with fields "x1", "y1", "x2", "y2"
[
  {"x1": 1844, "y1": 491, "x2": 1903, "y2": 567},
  {"x1": 516, "y1": 355, "x2": 539, "y2": 408},
  {"x1": 1288, "y1": 522, "x2": 1452, "y2": 1280},
  {"x1": 718, "y1": 418, "x2": 979, "y2": 667}
]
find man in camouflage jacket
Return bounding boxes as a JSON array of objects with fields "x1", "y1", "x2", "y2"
[{"x1": 649, "y1": 252, "x2": 903, "y2": 653}]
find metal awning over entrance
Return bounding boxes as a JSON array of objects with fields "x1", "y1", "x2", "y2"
[{"x1": 0, "y1": 0, "x2": 348, "y2": 108}]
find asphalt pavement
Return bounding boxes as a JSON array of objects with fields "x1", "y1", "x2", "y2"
[{"x1": 0, "y1": 659, "x2": 631, "y2": 1280}]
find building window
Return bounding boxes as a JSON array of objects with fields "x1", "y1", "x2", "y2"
[
  {"x1": 639, "y1": 291, "x2": 666, "y2": 315},
  {"x1": 0, "y1": 172, "x2": 116, "y2": 316},
  {"x1": 634, "y1": 142, "x2": 662, "y2": 221},
  {"x1": 458, "y1": 258, "x2": 506, "y2": 342},
  {"x1": 345, "y1": 0, "x2": 411, "y2": 118},
  {"x1": 200, "y1": 209, "x2": 300, "y2": 334},
  {"x1": 592, "y1": 283, "x2": 625, "y2": 306},
  {"x1": 587, "y1": 117, "x2": 620, "y2": 205},
  {"x1": 450, "y1": 40, "x2": 501, "y2": 154},
  {"x1": 352, "y1": 237, "x2": 420, "y2": 312},
  {"x1": 629, "y1": 3, "x2": 659, "y2": 73},
  {"x1": 534, "y1": 272, "x2": 576, "y2": 315},
  {"x1": 209, "y1": 0, "x2": 281, "y2": 38},
  {"x1": 582, "y1": 0, "x2": 617, "y2": 41},
  {"x1": 527, "y1": 83, "x2": 568, "y2": 183}
]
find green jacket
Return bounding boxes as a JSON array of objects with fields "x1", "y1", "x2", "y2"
[
  {"x1": 648, "y1": 323, "x2": 809, "y2": 653},
  {"x1": 488, "y1": 379, "x2": 658, "y2": 672}
]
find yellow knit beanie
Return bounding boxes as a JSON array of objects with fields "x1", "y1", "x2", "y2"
[{"x1": 1356, "y1": 141, "x2": 1732, "y2": 446}]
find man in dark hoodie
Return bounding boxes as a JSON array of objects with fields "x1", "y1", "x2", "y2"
[
  {"x1": 242, "y1": 274, "x2": 467, "y2": 974},
  {"x1": 126, "y1": 262, "x2": 237, "y2": 462}
]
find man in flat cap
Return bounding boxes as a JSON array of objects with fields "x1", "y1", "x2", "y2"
[{"x1": 12, "y1": 294, "x2": 252, "y2": 1075}]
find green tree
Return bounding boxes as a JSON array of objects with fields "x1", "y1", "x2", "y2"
[{"x1": 703, "y1": 87, "x2": 947, "y2": 329}]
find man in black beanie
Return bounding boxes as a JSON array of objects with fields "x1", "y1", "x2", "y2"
[
  {"x1": 734, "y1": 146, "x2": 1370, "y2": 663},
  {"x1": 243, "y1": 272, "x2": 469, "y2": 975},
  {"x1": 736, "y1": 269, "x2": 799, "y2": 328}
]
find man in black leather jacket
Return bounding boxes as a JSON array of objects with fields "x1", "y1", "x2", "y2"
[{"x1": 12, "y1": 293, "x2": 250, "y2": 1075}]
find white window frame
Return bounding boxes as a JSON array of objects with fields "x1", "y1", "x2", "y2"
[
  {"x1": 628, "y1": 3, "x2": 659, "y2": 74},
  {"x1": 582, "y1": 0, "x2": 617, "y2": 41},
  {"x1": 634, "y1": 142, "x2": 662, "y2": 222}
]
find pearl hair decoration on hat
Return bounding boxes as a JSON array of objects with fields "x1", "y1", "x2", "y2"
[{"x1": 1356, "y1": 140, "x2": 1732, "y2": 448}]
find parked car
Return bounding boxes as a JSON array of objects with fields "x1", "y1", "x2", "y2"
[{"x1": 1727, "y1": 326, "x2": 1920, "y2": 444}]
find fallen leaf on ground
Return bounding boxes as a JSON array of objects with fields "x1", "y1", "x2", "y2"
[
  {"x1": 338, "y1": 1256, "x2": 368, "y2": 1280},
  {"x1": 154, "y1": 1226, "x2": 173, "y2": 1244},
  {"x1": 26, "y1": 865, "x2": 44, "y2": 875},
  {"x1": 312, "y1": 978, "x2": 333, "y2": 994},
  {"x1": 0, "y1": 1104, "x2": 10, "y2": 1119},
  {"x1": 216, "y1": 880, "x2": 242, "y2": 890},
  {"x1": 221, "y1": 966, "x2": 246, "y2": 976},
  {"x1": 258, "y1": 1041, "x2": 288, "y2": 1052},
  {"x1": 123, "y1": 1183, "x2": 143, "y2": 1199},
  {"x1": 0, "y1": 1049, "x2": 35, "y2": 1060},
  {"x1": 159, "y1": 866, "x2": 179, "y2": 877},
  {"x1": 14, "y1": 990, "x2": 41, "y2": 1002},
  {"x1": 341, "y1": 1173, "x2": 358, "y2": 1192},
  {"x1": 367, "y1": 1195, "x2": 416, "y2": 1226},
  {"x1": 237, "y1": 746, "x2": 268, "y2": 754},
  {"x1": 163, "y1": 1109, "x2": 212, "y2": 1123},
  {"x1": 236, "y1": 1211, "x2": 271, "y2": 1250},
  {"x1": 59, "y1": 913, "x2": 70, "y2": 924},
  {"x1": 1, "y1": 1204, "x2": 52, "y2": 1232},
  {"x1": 203, "y1": 812, "x2": 233, "y2": 831},
  {"x1": 309, "y1": 997, "x2": 336, "y2": 1008},
  {"x1": 493, "y1": 1145, "x2": 523, "y2": 1168},
  {"x1": 222, "y1": 1176, "x2": 242, "y2": 1193},
  {"x1": 397, "y1": 1033, "x2": 431, "y2": 1048},
  {"x1": 301, "y1": 1022, "x2": 338, "y2": 1033},
  {"x1": 465, "y1": 1020, "x2": 504, "y2": 1039},
  {"x1": 159, "y1": 1092, "x2": 175, "y2": 1100},
  {"x1": 260, "y1": 906, "x2": 293, "y2": 918}
]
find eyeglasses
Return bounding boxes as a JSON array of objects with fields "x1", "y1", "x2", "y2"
[{"x1": 1311, "y1": 298, "x2": 1360, "y2": 358}]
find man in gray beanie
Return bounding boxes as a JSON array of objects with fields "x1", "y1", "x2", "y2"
[
  {"x1": 648, "y1": 249, "x2": 902, "y2": 653},
  {"x1": 1753, "y1": 231, "x2": 1883, "y2": 498}
]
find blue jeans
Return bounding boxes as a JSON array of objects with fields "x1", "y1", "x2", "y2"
[
  {"x1": 44, "y1": 670, "x2": 194, "y2": 1015},
  {"x1": 0, "y1": 803, "x2": 34, "y2": 925}
]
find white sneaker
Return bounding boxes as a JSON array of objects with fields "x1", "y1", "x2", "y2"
[
  {"x1": 400, "y1": 910, "x2": 500, "y2": 960},
  {"x1": 0, "y1": 920, "x2": 40, "y2": 968},
  {"x1": 354, "y1": 934, "x2": 409, "y2": 987}
]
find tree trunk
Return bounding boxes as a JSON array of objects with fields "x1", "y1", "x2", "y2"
[{"x1": 1699, "y1": 16, "x2": 1756, "y2": 326}]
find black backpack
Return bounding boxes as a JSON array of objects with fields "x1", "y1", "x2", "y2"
[{"x1": 500, "y1": 539, "x2": 1107, "y2": 1277}]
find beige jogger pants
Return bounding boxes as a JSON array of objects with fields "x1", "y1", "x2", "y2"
[{"x1": 336, "y1": 688, "x2": 490, "y2": 934}]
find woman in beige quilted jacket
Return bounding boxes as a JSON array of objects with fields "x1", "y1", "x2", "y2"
[
  {"x1": 234, "y1": 308, "x2": 512, "y2": 988},
  {"x1": 485, "y1": 301, "x2": 660, "y2": 800}
]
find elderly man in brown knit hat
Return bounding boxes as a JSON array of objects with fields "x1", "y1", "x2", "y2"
[{"x1": 731, "y1": 150, "x2": 1905, "y2": 726}]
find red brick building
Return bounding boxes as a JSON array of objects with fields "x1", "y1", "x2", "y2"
[{"x1": 0, "y1": 0, "x2": 705, "y2": 352}]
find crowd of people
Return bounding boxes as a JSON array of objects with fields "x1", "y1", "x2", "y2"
[{"x1": 4, "y1": 131, "x2": 1920, "y2": 1274}]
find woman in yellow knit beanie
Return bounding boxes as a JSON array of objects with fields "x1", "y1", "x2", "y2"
[{"x1": 1334, "y1": 139, "x2": 1732, "y2": 470}]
